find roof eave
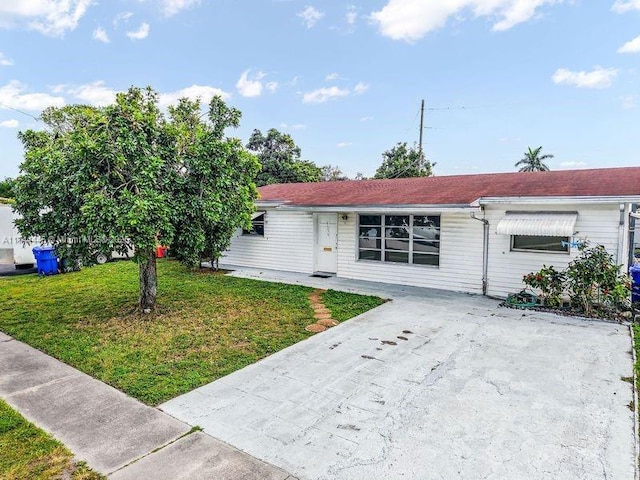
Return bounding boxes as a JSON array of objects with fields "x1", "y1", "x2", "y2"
[{"x1": 475, "y1": 195, "x2": 640, "y2": 206}]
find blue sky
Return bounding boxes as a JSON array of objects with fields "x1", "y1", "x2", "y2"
[{"x1": 0, "y1": 0, "x2": 638, "y2": 179}]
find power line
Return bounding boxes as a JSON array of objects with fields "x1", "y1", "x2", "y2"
[{"x1": 0, "y1": 103, "x2": 41, "y2": 122}]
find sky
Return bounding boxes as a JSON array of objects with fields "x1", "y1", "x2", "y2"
[{"x1": 0, "y1": 0, "x2": 638, "y2": 179}]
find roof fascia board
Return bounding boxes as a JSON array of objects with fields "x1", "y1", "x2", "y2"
[
  {"x1": 475, "y1": 196, "x2": 640, "y2": 206},
  {"x1": 270, "y1": 204, "x2": 477, "y2": 213}
]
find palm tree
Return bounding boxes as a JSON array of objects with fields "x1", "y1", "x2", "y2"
[{"x1": 515, "y1": 146, "x2": 553, "y2": 172}]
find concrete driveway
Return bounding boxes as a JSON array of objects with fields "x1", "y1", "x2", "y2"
[{"x1": 161, "y1": 271, "x2": 636, "y2": 480}]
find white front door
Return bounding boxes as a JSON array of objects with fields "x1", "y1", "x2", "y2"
[{"x1": 315, "y1": 213, "x2": 338, "y2": 273}]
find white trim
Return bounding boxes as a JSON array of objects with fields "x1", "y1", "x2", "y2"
[{"x1": 475, "y1": 195, "x2": 640, "y2": 206}]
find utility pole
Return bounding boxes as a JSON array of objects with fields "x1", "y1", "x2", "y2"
[{"x1": 418, "y1": 99, "x2": 425, "y2": 158}]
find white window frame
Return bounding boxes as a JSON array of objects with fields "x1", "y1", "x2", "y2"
[
  {"x1": 357, "y1": 213, "x2": 441, "y2": 267},
  {"x1": 510, "y1": 234, "x2": 570, "y2": 254},
  {"x1": 242, "y1": 212, "x2": 266, "y2": 237}
]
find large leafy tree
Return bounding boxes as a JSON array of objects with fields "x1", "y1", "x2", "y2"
[
  {"x1": 321, "y1": 165, "x2": 348, "y2": 181},
  {"x1": 246, "y1": 128, "x2": 322, "y2": 185},
  {"x1": 0, "y1": 177, "x2": 15, "y2": 198},
  {"x1": 13, "y1": 87, "x2": 259, "y2": 312},
  {"x1": 373, "y1": 142, "x2": 433, "y2": 179},
  {"x1": 515, "y1": 146, "x2": 553, "y2": 172}
]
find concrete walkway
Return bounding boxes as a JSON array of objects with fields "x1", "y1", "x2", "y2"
[
  {"x1": 0, "y1": 331, "x2": 295, "y2": 479},
  {"x1": 162, "y1": 266, "x2": 637, "y2": 480}
]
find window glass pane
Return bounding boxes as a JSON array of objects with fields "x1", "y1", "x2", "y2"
[
  {"x1": 413, "y1": 253, "x2": 440, "y2": 266},
  {"x1": 253, "y1": 213, "x2": 265, "y2": 222},
  {"x1": 359, "y1": 238, "x2": 381, "y2": 249},
  {"x1": 385, "y1": 227, "x2": 409, "y2": 239},
  {"x1": 251, "y1": 223, "x2": 265, "y2": 236},
  {"x1": 413, "y1": 215, "x2": 440, "y2": 228},
  {"x1": 512, "y1": 235, "x2": 568, "y2": 252},
  {"x1": 359, "y1": 227, "x2": 381, "y2": 238},
  {"x1": 413, "y1": 240, "x2": 439, "y2": 254},
  {"x1": 359, "y1": 250, "x2": 381, "y2": 261},
  {"x1": 412, "y1": 226, "x2": 439, "y2": 241},
  {"x1": 385, "y1": 215, "x2": 410, "y2": 227},
  {"x1": 385, "y1": 239, "x2": 410, "y2": 251},
  {"x1": 385, "y1": 251, "x2": 409, "y2": 263},
  {"x1": 360, "y1": 215, "x2": 381, "y2": 226}
]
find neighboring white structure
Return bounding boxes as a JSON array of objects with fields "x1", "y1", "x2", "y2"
[{"x1": 223, "y1": 167, "x2": 640, "y2": 298}]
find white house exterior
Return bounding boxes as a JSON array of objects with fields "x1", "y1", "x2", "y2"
[{"x1": 222, "y1": 167, "x2": 640, "y2": 298}]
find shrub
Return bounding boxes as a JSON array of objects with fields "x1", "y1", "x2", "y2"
[
  {"x1": 522, "y1": 242, "x2": 630, "y2": 318},
  {"x1": 523, "y1": 265, "x2": 565, "y2": 307}
]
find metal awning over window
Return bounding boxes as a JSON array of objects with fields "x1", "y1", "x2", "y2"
[
  {"x1": 251, "y1": 211, "x2": 266, "y2": 220},
  {"x1": 496, "y1": 212, "x2": 578, "y2": 236}
]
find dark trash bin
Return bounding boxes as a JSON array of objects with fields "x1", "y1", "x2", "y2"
[
  {"x1": 630, "y1": 264, "x2": 640, "y2": 305},
  {"x1": 32, "y1": 246, "x2": 58, "y2": 276}
]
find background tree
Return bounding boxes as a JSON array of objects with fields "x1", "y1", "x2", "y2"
[
  {"x1": 13, "y1": 87, "x2": 259, "y2": 312},
  {"x1": 515, "y1": 146, "x2": 553, "y2": 172},
  {"x1": 373, "y1": 142, "x2": 433, "y2": 179},
  {"x1": 321, "y1": 165, "x2": 348, "y2": 181},
  {"x1": 246, "y1": 128, "x2": 322, "y2": 185},
  {"x1": 0, "y1": 177, "x2": 15, "y2": 198}
]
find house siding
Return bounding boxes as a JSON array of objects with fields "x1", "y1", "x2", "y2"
[
  {"x1": 222, "y1": 209, "x2": 314, "y2": 274},
  {"x1": 335, "y1": 212, "x2": 485, "y2": 294},
  {"x1": 0, "y1": 205, "x2": 14, "y2": 264},
  {"x1": 484, "y1": 203, "x2": 621, "y2": 298}
]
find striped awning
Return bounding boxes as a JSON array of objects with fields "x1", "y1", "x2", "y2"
[{"x1": 496, "y1": 212, "x2": 578, "y2": 236}]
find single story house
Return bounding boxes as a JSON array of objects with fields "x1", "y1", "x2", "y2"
[{"x1": 222, "y1": 167, "x2": 640, "y2": 298}]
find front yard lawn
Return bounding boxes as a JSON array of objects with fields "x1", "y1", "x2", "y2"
[
  {"x1": 0, "y1": 399, "x2": 103, "y2": 480},
  {"x1": 0, "y1": 260, "x2": 384, "y2": 405}
]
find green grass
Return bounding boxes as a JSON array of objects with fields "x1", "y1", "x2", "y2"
[
  {"x1": 0, "y1": 400, "x2": 103, "y2": 480},
  {"x1": 322, "y1": 289, "x2": 388, "y2": 322},
  {"x1": 0, "y1": 260, "x2": 383, "y2": 405}
]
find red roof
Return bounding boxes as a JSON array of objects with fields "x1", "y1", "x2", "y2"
[{"x1": 258, "y1": 167, "x2": 640, "y2": 206}]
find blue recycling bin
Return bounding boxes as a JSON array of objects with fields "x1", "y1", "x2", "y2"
[
  {"x1": 630, "y1": 264, "x2": 640, "y2": 305},
  {"x1": 32, "y1": 246, "x2": 58, "y2": 276}
]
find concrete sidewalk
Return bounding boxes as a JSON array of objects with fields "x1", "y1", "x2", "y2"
[{"x1": 0, "y1": 331, "x2": 295, "y2": 479}]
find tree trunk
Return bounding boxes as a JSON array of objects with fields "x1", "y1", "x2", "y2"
[{"x1": 139, "y1": 251, "x2": 157, "y2": 313}]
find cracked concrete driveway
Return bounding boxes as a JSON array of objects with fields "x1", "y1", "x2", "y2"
[{"x1": 162, "y1": 283, "x2": 636, "y2": 480}]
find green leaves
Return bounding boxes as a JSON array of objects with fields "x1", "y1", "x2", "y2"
[
  {"x1": 373, "y1": 142, "x2": 433, "y2": 179},
  {"x1": 13, "y1": 86, "x2": 259, "y2": 308}
]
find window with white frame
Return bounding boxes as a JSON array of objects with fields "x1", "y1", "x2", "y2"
[
  {"x1": 511, "y1": 235, "x2": 569, "y2": 253},
  {"x1": 358, "y1": 214, "x2": 440, "y2": 266},
  {"x1": 242, "y1": 212, "x2": 265, "y2": 236}
]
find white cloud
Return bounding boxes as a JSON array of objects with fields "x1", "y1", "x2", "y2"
[
  {"x1": 354, "y1": 82, "x2": 369, "y2": 94},
  {"x1": 612, "y1": 0, "x2": 640, "y2": 13},
  {"x1": 0, "y1": 0, "x2": 92, "y2": 37},
  {"x1": 64, "y1": 81, "x2": 117, "y2": 106},
  {"x1": 370, "y1": 0, "x2": 562, "y2": 42},
  {"x1": 280, "y1": 122, "x2": 306, "y2": 130},
  {"x1": 236, "y1": 70, "x2": 265, "y2": 98},
  {"x1": 113, "y1": 11, "x2": 133, "y2": 27},
  {"x1": 127, "y1": 22, "x2": 150, "y2": 40},
  {"x1": 297, "y1": 6, "x2": 324, "y2": 29},
  {"x1": 325, "y1": 73, "x2": 340, "y2": 81},
  {"x1": 266, "y1": 81, "x2": 278, "y2": 94},
  {"x1": 303, "y1": 86, "x2": 350, "y2": 103},
  {"x1": 551, "y1": 66, "x2": 618, "y2": 89},
  {"x1": 360, "y1": 116, "x2": 373, "y2": 122},
  {"x1": 618, "y1": 35, "x2": 640, "y2": 53},
  {"x1": 0, "y1": 119, "x2": 18, "y2": 128},
  {"x1": 0, "y1": 52, "x2": 13, "y2": 66},
  {"x1": 93, "y1": 27, "x2": 109, "y2": 43},
  {"x1": 160, "y1": 0, "x2": 201, "y2": 17},
  {"x1": 346, "y1": 5, "x2": 357, "y2": 25},
  {"x1": 560, "y1": 161, "x2": 587, "y2": 168},
  {"x1": 337, "y1": 141, "x2": 352, "y2": 147},
  {"x1": 159, "y1": 84, "x2": 230, "y2": 107},
  {"x1": 0, "y1": 81, "x2": 65, "y2": 111}
]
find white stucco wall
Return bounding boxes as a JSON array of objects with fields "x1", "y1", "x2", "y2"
[{"x1": 0, "y1": 204, "x2": 14, "y2": 264}]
